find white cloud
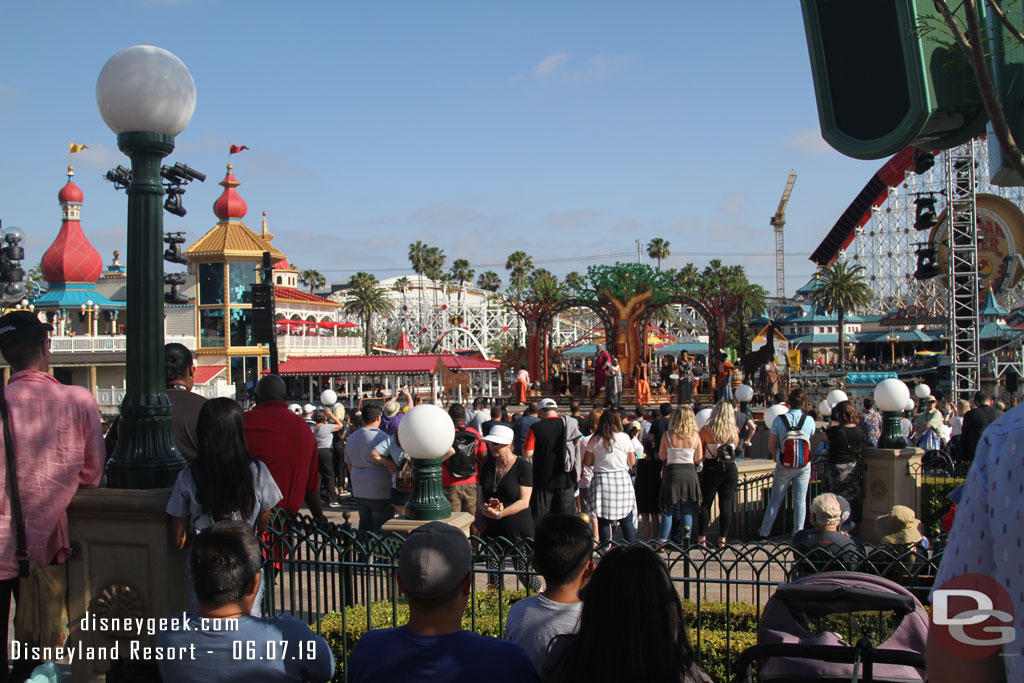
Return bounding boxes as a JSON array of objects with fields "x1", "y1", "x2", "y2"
[
  {"x1": 717, "y1": 193, "x2": 748, "y2": 217},
  {"x1": 546, "y1": 209, "x2": 601, "y2": 229},
  {"x1": 533, "y1": 52, "x2": 569, "y2": 78},
  {"x1": 614, "y1": 217, "x2": 640, "y2": 232},
  {"x1": 670, "y1": 218, "x2": 700, "y2": 233},
  {"x1": 564, "y1": 53, "x2": 630, "y2": 82},
  {"x1": 788, "y1": 127, "x2": 832, "y2": 156}
]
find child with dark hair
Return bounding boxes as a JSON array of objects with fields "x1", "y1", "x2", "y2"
[{"x1": 505, "y1": 514, "x2": 595, "y2": 674}]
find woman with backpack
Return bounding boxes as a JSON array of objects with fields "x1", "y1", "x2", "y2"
[
  {"x1": 822, "y1": 400, "x2": 867, "y2": 529},
  {"x1": 696, "y1": 400, "x2": 740, "y2": 548},
  {"x1": 584, "y1": 410, "x2": 638, "y2": 542}
]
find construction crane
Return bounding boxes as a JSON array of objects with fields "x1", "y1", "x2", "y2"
[{"x1": 770, "y1": 170, "x2": 798, "y2": 299}]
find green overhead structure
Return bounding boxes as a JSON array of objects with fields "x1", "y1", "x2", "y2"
[
  {"x1": 986, "y1": 4, "x2": 1024, "y2": 186},
  {"x1": 801, "y1": 0, "x2": 988, "y2": 160}
]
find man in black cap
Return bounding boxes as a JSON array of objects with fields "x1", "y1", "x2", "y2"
[
  {"x1": 348, "y1": 522, "x2": 537, "y2": 682},
  {"x1": 0, "y1": 311, "x2": 104, "y2": 680}
]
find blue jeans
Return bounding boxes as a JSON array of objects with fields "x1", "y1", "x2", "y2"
[
  {"x1": 657, "y1": 503, "x2": 695, "y2": 542},
  {"x1": 758, "y1": 464, "x2": 810, "y2": 537},
  {"x1": 598, "y1": 512, "x2": 637, "y2": 543},
  {"x1": 355, "y1": 497, "x2": 394, "y2": 534},
  {"x1": 718, "y1": 381, "x2": 733, "y2": 402}
]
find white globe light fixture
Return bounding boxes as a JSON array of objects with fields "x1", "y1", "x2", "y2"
[
  {"x1": 735, "y1": 384, "x2": 754, "y2": 417},
  {"x1": 695, "y1": 408, "x2": 713, "y2": 430},
  {"x1": 915, "y1": 383, "x2": 931, "y2": 399},
  {"x1": 826, "y1": 389, "x2": 848, "y2": 407},
  {"x1": 398, "y1": 404, "x2": 456, "y2": 520},
  {"x1": 818, "y1": 400, "x2": 832, "y2": 417},
  {"x1": 96, "y1": 46, "x2": 196, "y2": 136},
  {"x1": 764, "y1": 403, "x2": 788, "y2": 428},
  {"x1": 320, "y1": 389, "x2": 338, "y2": 406},
  {"x1": 874, "y1": 378, "x2": 911, "y2": 448},
  {"x1": 904, "y1": 398, "x2": 916, "y2": 412},
  {"x1": 99, "y1": 46, "x2": 196, "y2": 488}
]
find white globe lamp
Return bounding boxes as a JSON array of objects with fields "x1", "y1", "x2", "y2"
[
  {"x1": 96, "y1": 46, "x2": 196, "y2": 136},
  {"x1": 735, "y1": 384, "x2": 754, "y2": 416},
  {"x1": 874, "y1": 378, "x2": 911, "y2": 448},
  {"x1": 695, "y1": 408, "x2": 713, "y2": 430},
  {"x1": 320, "y1": 389, "x2": 338, "y2": 406},
  {"x1": 826, "y1": 389, "x2": 848, "y2": 407},
  {"x1": 764, "y1": 403, "x2": 788, "y2": 428},
  {"x1": 818, "y1": 400, "x2": 832, "y2": 417},
  {"x1": 398, "y1": 404, "x2": 456, "y2": 520}
]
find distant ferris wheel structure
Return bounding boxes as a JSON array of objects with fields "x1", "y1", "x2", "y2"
[{"x1": 814, "y1": 138, "x2": 1024, "y2": 315}]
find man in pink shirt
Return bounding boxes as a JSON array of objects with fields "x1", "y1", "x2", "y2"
[{"x1": 0, "y1": 311, "x2": 104, "y2": 680}]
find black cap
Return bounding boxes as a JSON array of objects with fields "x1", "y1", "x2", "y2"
[{"x1": 0, "y1": 311, "x2": 53, "y2": 350}]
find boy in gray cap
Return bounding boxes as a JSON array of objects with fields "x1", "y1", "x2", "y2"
[{"x1": 348, "y1": 522, "x2": 537, "y2": 682}]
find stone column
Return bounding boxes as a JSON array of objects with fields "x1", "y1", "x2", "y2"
[
  {"x1": 859, "y1": 446, "x2": 923, "y2": 543},
  {"x1": 66, "y1": 488, "x2": 188, "y2": 682}
]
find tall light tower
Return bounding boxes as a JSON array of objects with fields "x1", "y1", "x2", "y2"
[{"x1": 770, "y1": 171, "x2": 797, "y2": 299}]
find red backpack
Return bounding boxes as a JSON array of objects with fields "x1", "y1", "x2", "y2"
[{"x1": 778, "y1": 413, "x2": 812, "y2": 468}]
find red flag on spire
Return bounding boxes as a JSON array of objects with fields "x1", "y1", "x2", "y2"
[{"x1": 229, "y1": 145, "x2": 249, "y2": 154}]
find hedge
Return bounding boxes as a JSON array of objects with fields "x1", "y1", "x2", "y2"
[
  {"x1": 319, "y1": 593, "x2": 904, "y2": 682},
  {"x1": 920, "y1": 475, "x2": 965, "y2": 536}
]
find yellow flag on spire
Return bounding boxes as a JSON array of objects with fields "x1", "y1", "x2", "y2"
[{"x1": 69, "y1": 143, "x2": 88, "y2": 154}]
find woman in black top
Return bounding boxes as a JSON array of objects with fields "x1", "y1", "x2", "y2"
[
  {"x1": 822, "y1": 400, "x2": 867, "y2": 527},
  {"x1": 477, "y1": 424, "x2": 540, "y2": 590}
]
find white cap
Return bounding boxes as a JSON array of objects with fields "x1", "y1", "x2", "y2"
[
  {"x1": 303, "y1": 403, "x2": 315, "y2": 413},
  {"x1": 288, "y1": 404, "x2": 302, "y2": 414},
  {"x1": 482, "y1": 424, "x2": 514, "y2": 445},
  {"x1": 539, "y1": 398, "x2": 558, "y2": 410}
]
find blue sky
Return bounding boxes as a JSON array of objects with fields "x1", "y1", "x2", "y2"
[{"x1": 1, "y1": 1, "x2": 882, "y2": 294}]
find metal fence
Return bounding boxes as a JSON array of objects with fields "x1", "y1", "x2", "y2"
[
  {"x1": 731, "y1": 459, "x2": 827, "y2": 540},
  {"x1": 259, "y1": 512, "x2": 944, "y2": 682}
]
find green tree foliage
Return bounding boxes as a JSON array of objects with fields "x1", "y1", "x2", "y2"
[
  {"x1": 578, "y1": 262, "x2": 674, "y2": 307},
  {"x1": 646, "y1": 237, "x2": 671, "y2": 270},
  {"x1": 563, "y1": 271, "x2": 584, "y2": 293},
  {"x1": 449, "y1": 259, "x2": 474, "y2": 288},
  {"x1": 343, "y1": 275, "x2": 394, "y2": 354},
  {"x1": 809, "y1": 260, "x2": 872, "y2": 370},
  {"x1": 504, "y1": 251, "x2": 534, "y2": 290},
  {"x1": 675, "y1": 260, "x2": 767, "y2": 353},
  {"x1": 298, "y1": 268, "x2": 326, "y2": 293},
  {"x1": 476, "y1": 270, "x2": 501, "y2": 292}
]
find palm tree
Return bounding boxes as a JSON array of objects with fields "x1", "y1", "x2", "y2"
[
  {"x1": 505, "y1": 251, "x2": 534, "y2": 290},
  {"x1": 298, "y1": 268, "x2": 326, "y2": 293},
  {"x1": 408, "y1": 241, "x2": 428, "y2": 334},
  {"x1": 349, "y1": 271, "x2": 376, "y2": 288},
  {"x1": 476, "y1": 270, "x2": 501, "y2": 292},
  {"x1": 393, "y1": 276, "x2": 411, "y2": 331},
  {"x1": 810, "y1": 260, "x2": 872, "y2": 370},
  {"x1": 528, "y1": 268, "x2": 557, "y2": 289},
  {"x1": 647, "y1": 238, "x2": 671, "y2": 270},
  {"x1": 424, "y1": 246, "x2": 446, "y2": 311},
  {"x1": 449, "y1": 258, "x2": 474, "y2": 290},
  {"x1": 343, "y1": 277, "x2": 394, "y2": 354},
  {"x1": 563, "y1": 270, "x2": 584, "y2": 294},
  {"x1": 393, "y1": 276, "x2": 411, "y2": 292}
]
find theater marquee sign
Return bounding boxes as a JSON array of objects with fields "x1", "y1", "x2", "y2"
[{"x1": 932, "y1": 194, "x2": 1024, "y2": 294}]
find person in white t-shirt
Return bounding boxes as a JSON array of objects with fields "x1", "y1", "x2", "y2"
[{"x1": 583, "y1": 410, "x2": 637, "y2": 542}]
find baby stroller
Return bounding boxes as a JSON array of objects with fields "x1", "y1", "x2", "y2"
[{"x1": 733, "y1": 572, "x2": 928, "y2": 682}]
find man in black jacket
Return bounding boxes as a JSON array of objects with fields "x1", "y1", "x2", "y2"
[
  {"x1": 960, "y1": 390, "x2": 1003, "y2": 463},
  {"x1": 523, "y1": 404, "x2": 575, "y2": 521}
]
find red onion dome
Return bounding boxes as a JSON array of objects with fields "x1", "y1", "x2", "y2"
[
  {"x1": 213, "y1": 164, "x2": 248, "y2": 220},
  {"x1": 58, "y1": 180, "x2": 84, "y2": 204}
]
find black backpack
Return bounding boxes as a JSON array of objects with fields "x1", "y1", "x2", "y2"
[{"x1": 446, "y1": 426, "x2": 479, "y2": 479}]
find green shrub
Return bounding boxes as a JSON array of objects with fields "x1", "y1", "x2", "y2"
[
  {"x1": 921, "y1": 475, "x2": 965, "y2": 536},
  {"x1": 694, "y1": 629, "x2": 758, "y2": 682}
]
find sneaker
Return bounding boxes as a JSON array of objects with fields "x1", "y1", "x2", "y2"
[{"x1": 328, "y1": 502, "x2": 342, "y2": 508}]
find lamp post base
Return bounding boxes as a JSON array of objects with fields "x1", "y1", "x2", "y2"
[
  {"x1": 878, "y1": 411, "x2": 907, "y2": 450},
  {"x1": 382, "y1": 511, "x2": 474, "y2": 537},
  {"x1": 404, "y1": 457, "x2": 452, "y2": 521}
]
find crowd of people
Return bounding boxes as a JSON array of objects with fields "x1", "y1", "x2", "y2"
[{"x1": 4, "y1": 302, "x2": 1023, "y2": 681}]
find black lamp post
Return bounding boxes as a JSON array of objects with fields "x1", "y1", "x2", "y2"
[{"x1": 97, "y1": 46, "x2": 196, "y2": 488}]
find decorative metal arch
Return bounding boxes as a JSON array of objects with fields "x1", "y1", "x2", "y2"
[
  {"x1": 638, "y1": 295, "x2": 716, "y2": 360},
  {"x1": 428, "y1": 326, "x2": 490, "y2": 359},
  {"x1": 537, "y1": 299, "x2": 615, "y2": 380}
]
